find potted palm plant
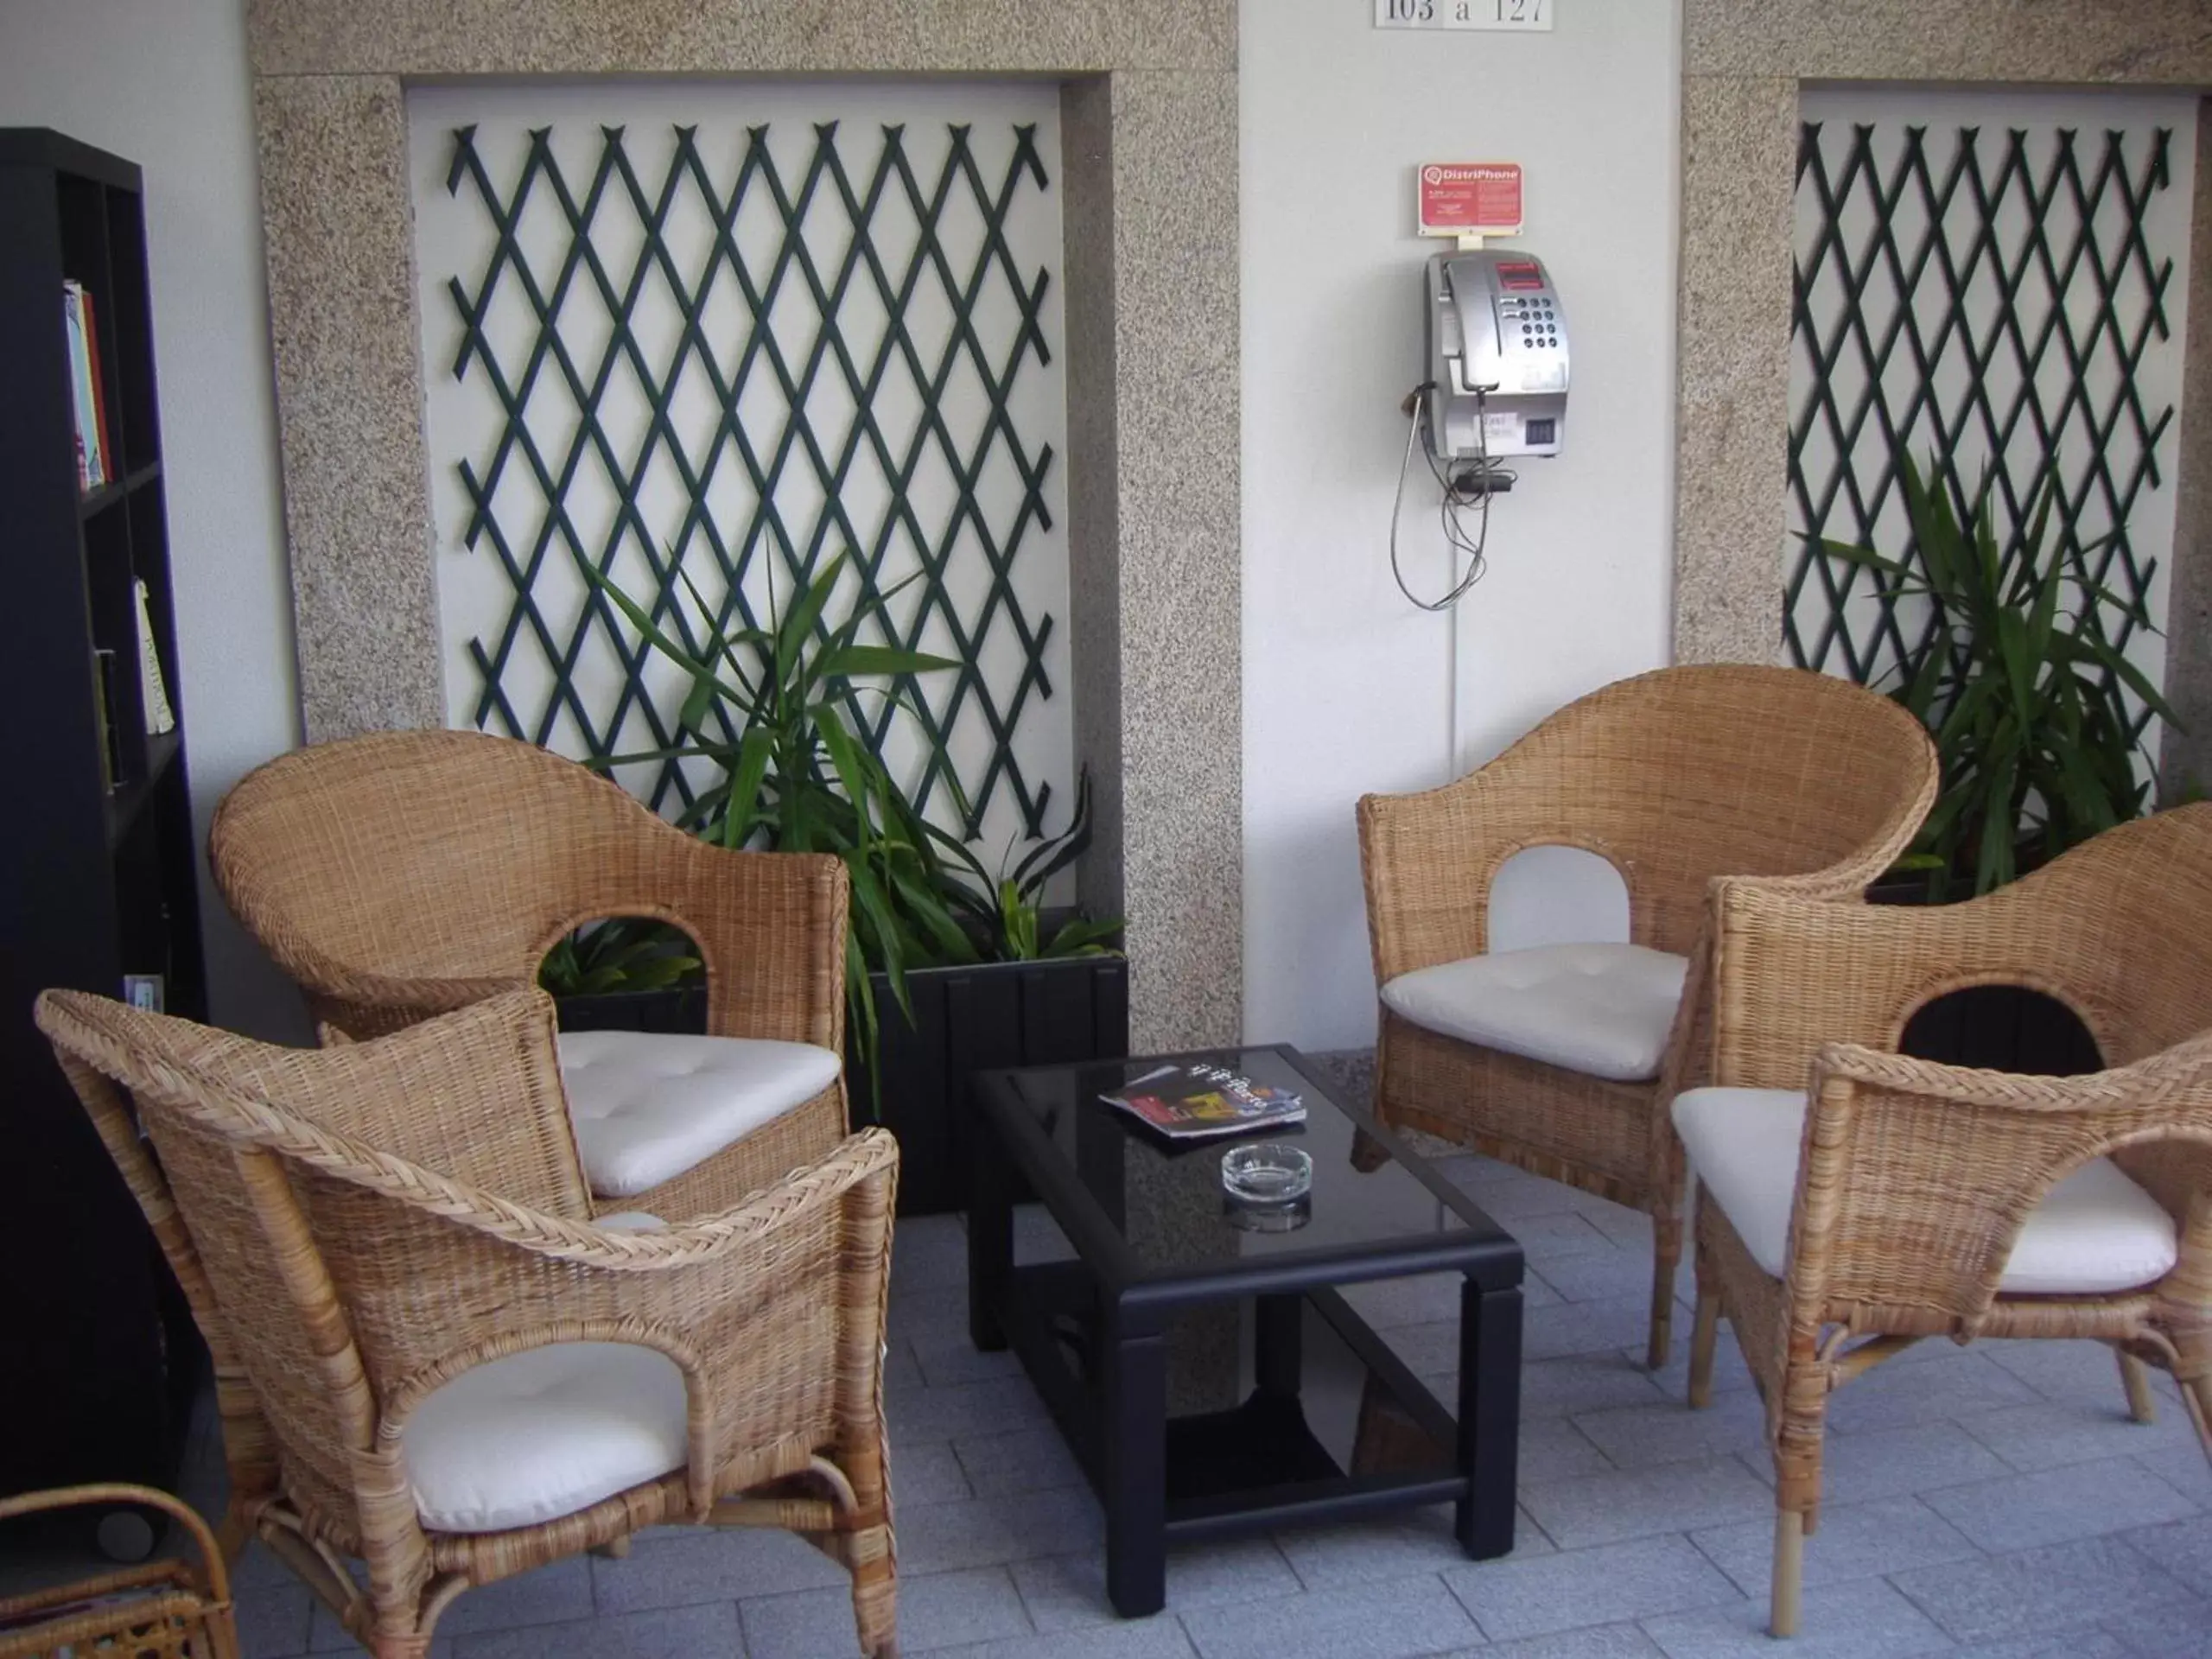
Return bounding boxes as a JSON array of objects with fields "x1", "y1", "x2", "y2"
[
  {"x1": 1812, "y1": 453, "x2": 2179, "y2": 1070},
  {"x1": 545, "y1": 550, "x2": 1126, "y2": 1211}
]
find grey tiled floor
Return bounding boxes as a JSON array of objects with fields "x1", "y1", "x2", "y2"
[{"x1": 67, "y1": 1134, "x2": 2212, "y2": 1656}]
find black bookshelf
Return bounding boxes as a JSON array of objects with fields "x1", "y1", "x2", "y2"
[{"x1": 0, "y1": 130, "x2": 207, "y2": 1504}]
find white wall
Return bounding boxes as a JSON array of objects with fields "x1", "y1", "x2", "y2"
[
  {"x1": 0, "y1": 0, "x2": 305, "y2": 1037},
  {"x1": 1241, "y1": 0, "x2": 1683, "y2": 1049}
]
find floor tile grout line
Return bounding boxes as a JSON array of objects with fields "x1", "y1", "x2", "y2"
[
  {"x1": 1680, "y1": 1516, "x2": 1764, "y2": 1604},
  {"x1": 2107, "y1": 1515, "x2": 2212, "y2": 1597},
  {"x1": 2134, "y1": 1450, "x2": 2212, "y2": 1509},
  {"x1": 1552, "y1": 1408, "x2": 1626, "y2": 1475},
  {"x1": 1438, "y1": 1565, "x2": 1497, "y2": 1644}
]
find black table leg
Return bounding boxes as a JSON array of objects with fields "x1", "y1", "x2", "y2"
[
  {"x1": 1255, "y1": 1293, "x2": 1305, "y2": 1398},
  {"x1": 968, "y1": 1109, "x2": 1014, "y2": 1353},
  {"x1": 1456, "y1": 1277, "x2": 1522, "y2": 1559},
  {"x1": 1102, "y1": 1317, "x2": 1167, "y2": 1618}
]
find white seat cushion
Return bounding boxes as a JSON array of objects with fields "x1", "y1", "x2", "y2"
[
  {"x1": 1673, "y1": 1086, "x2": 2179, "y2": 1295},
  {"x1": 404, "y1": 1342, "x2": 687, "y2": 1532},
  {"x1": 559, "y1": 1031, "x2": 841, "y2": 1198},
  {"x1": 1381, "y1": 943, "x2": 1689, "y2": 1083}
]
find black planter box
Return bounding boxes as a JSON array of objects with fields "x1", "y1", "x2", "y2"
[
  {"x1": 556, "y1": 951, "x2": 1129, "y2": 1217},
  {"x1": 852, "y1": 952, "x2": 1129, "y2": 1215},
  {"x1": 1866, "y1": 875, "x2": 2101, "y2": 1077}
]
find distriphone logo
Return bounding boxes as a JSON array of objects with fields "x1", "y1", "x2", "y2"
[
  {"x1": 1425, "y1": 165, "x2": 1516, "y2": 185},
  {"x1": 1417, "y1": 160, "x2": 1525, "y2": 237}
]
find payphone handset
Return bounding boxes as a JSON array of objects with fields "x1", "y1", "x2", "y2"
[{"x1": 1425, "y1": 249, "x2": 1569, "y2": 462}]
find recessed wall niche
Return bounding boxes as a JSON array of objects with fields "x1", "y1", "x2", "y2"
[{"x1": 247, "y1": 2, "x2": 1242, "y2": 1050}]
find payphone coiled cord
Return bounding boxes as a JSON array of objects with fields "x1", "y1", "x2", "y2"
[{"x1": 1389, "y1": 382, "x2": 1509, "y2": 613}]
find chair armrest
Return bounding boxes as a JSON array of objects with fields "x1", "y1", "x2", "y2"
[{"x1": 1778, "y1": 1034, "x2": 2212, "y2": 1332}]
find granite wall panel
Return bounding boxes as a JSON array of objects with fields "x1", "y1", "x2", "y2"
[
  {"x1": 2162, "y1": 98, "x2": 2212, "y2": 800},
  {"x1": 253, "y1": 73, "x2": 442, "y2": 736},
  {"x1": 1676, "y1": 0, "x2": 2212, "y2": 726}
]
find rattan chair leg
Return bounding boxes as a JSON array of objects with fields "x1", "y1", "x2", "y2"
[
  {"x1": 1687, "y1": 1289, "x2": 1720, "y2": 1410},
  {"x1": 217, "y1": 1503, "x2": 251, "y2": 1566},
  {"x1": 2183, "y1": 1376, "x2": 2212, "y2": 1460},
  {"x1": 848, "y1": 1520, "x2": 898, "y2": 1659},
  {"x1": 1647, "y1": 1216, "x2": 1681, "y2": 1370},
  {"x1": 1770, "y1": 1509, "x2": 1805, "y2": 1638},
  {"x1": 370, "y1": 1637, "x2": 432, "y2": 1659},
  {"x1": 2118, "y1": 1350, "x2": 2159, "y2": 1425}
]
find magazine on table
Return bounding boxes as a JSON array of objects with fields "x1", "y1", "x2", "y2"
[{"x1": 1099, "y1": 1062, "x2": 1306, "y2": 1141}]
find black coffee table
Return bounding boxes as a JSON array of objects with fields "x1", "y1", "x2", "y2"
[{"x1": 966, "y1": 1045, "x2": 1524, "y2": 1617}]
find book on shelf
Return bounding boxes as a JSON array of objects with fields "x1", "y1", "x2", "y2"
[
  {"x1": 61, "y1": 278, "x2": 113, "y2": 493},
  {"x1": 1099, "y1": 1062, "x2": 1306, "y2": 1141},
  {"x1": 134, "y1": 579, "x2": 175, "y2": 734},
  {"x1": 91, "y1": 647, "x2": 122, "y2": 791}
]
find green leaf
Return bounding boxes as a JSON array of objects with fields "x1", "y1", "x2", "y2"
[
  {"x1": 1974, "y1": 747, "x2": 2020, "y2": 893},
  {"x1": 1810, "y1": 537, "x2": 1917, "y2": 582},
  {"x1": 776, "y1": 550, "x2": 849, "y2": 687},
  {"x1": 817, "y1": 644, "x2": 964, "y2": 680},
  {"x1": 722, "y1": 728, "x2": 776, "y2": 850},
  {"x1": 999, "y1": 877, "x2": 1038, "y2": 959},
  {"x1": 816, "y1": 715, "x2": 885, "y2": 848},
  {"x1": 1041, "y1": 915, "x2": 1123, "y2": 957},
  {"x1": 887, "y1": 861, "x2": 982, "y2": 963},
  {"x1": 846, "y1": 855, "x2": 912, "y2": 1018},
  {"x1": 677, "y1": 669, "x2": 718, "y2": 737},
  {"x1": 582, "y1": 563, "x2": 750, "y2": 707},
  {"x1": 1007, "y1": 772, "x2": 1096, "y2": 893}
]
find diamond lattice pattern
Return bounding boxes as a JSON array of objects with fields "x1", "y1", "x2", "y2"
[
  {"x1": 1789, "y1": 111, "x2": 2178, "y2": 725},
  {"x1": 432, "y1": 105, "x2": 1065, "y2": 841}
]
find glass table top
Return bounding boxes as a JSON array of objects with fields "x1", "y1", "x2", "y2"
[{"x1": 980, "y1": 1046, "x2": 1519, "y2": 1289}]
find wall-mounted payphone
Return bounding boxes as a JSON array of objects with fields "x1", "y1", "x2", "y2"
[
  {"x1": 1426, "y1": 250, "x2": 1569, "y2": 462},
  {"x1": 1392, "y1": 245, "x2": 1573, "y2": 610}
]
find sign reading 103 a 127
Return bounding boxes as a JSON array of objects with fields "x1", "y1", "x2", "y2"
[{"x1": 1376, "y1": 0, "x2": 1552, "y2": 29}]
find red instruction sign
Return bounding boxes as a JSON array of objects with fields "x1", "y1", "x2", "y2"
[{"x1": 1418, "y1": 162, "x2": 1524, "y2": 238}]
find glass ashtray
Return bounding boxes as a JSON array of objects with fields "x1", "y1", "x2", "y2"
[{"x1": 1221, "y1": 1141, "x2": 1313, "y2": 1205}]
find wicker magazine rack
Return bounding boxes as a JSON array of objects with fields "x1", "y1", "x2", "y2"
[{"x1": 0, "y1": 1484, "x2": 238, "y2": 1658}]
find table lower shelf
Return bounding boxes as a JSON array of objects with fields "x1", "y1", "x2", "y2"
[{"x1": 988, "y1": 1257, "x2": 1478, "y2": 1541}]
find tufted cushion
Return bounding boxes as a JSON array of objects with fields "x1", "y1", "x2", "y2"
[
  {"x1": 404, "y1": 1341, "x2": 688, "y2": 1532},
  {"x1": 558, "y1": 1031, "x2": 842, "y2": 1198},
  {"x1": 1673, "y1": 1086, "x2": 2179, "y2": 1295},
  {"x1": 1381, "y1": 943, "x2": 1689, "y2": 1083}
]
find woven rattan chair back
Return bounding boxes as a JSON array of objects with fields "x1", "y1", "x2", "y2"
[
  {"x1": 1363, "y1": 664, "x2": 1939, "y2": 979},
  {"x1": 209, "y1": 728, "x2": 849, "y2": 1140},
  {"x1": 40, "y1": 992, "x2": 414, "y2": 1558},
  {"x1": 213, "y1": 728, "x2": 699, "y2": 989},
  {"x1": 1711, "y1": 804, "x2": 2212, "y2": 1327},
  {"x1": 1716, "y1": 801, "x2": 2212, "y2": 1084}
]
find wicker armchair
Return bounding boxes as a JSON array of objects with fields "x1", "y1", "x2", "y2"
[
  {"x1": 1674, "y1": 804, "x2": 2212, "y2": 1637},
  {"x1": 35, "y1": 987, "x2": 899, "y2": 1659},
  {"x1": 1357, "y1": 664, "x2": 1937, "y2": 1367},
  {"x1": 211, "y1": 728, "x2": 849, "y2": 1221}
]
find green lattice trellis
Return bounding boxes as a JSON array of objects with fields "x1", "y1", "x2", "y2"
[
  {"x1": 1788, "y1": 119, "x2": 2176, "y2": 711},
  {"x1": 443, "y1": 117, "x2": 1060, "y2": 837}
]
